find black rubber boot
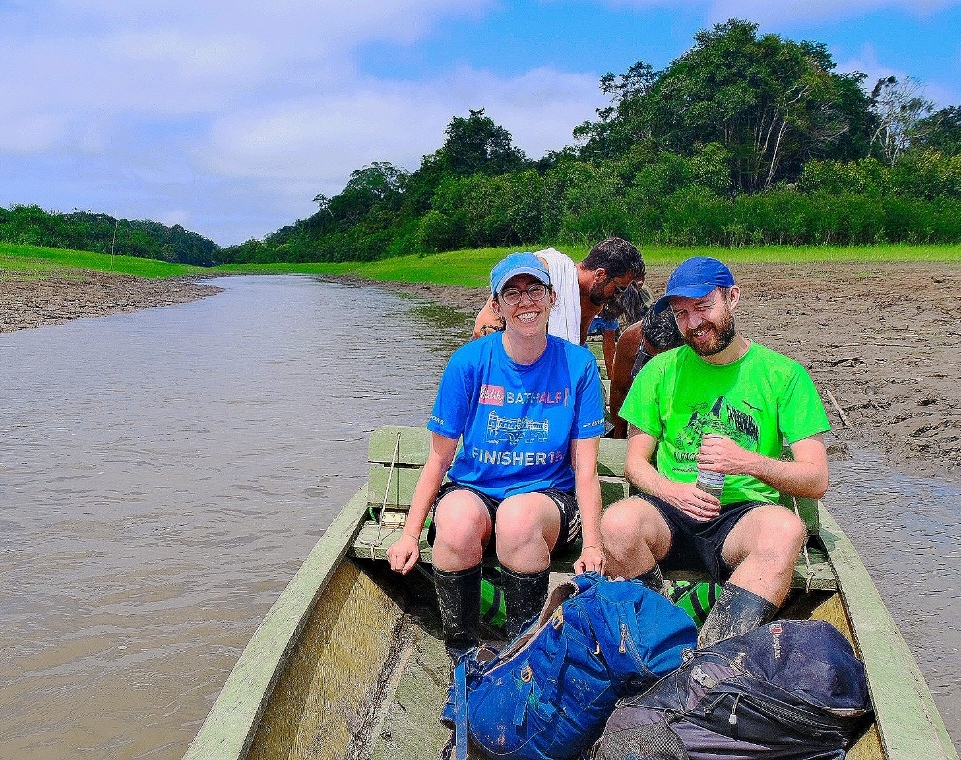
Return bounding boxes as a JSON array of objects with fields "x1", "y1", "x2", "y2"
[
  {"x1": 433, "y1": 565, "x2": 482, "y2": 661},
  {"x1": 637, "y1": 564, "x2": 668, "y2": 596},
  {"x1": 501, "y1": 567, "x2": 550, "y2": 639},
  {"x1": 697, "y1": 582, "x2": 778, "y2": 648}
]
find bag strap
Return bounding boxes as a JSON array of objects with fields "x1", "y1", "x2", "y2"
[{"x1": 454, "y1": 659, "x2": 468, "y2": 760}]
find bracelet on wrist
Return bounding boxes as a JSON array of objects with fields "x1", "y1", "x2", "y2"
[{"x1": 404, "y1": 532, "x2": 420, "y2": 541}]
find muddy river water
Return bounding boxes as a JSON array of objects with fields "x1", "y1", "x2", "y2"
[{"x1": 0, "y1": 275, "x2": 958, "y2": 757}]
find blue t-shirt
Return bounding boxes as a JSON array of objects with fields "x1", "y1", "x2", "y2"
[{"x1": 428, "y1": 333, "x2": 606, "y2": 500}]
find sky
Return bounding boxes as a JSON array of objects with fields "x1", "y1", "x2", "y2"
[{"x1": 2, "y1": 1, "x2": 960, "y2": 247}]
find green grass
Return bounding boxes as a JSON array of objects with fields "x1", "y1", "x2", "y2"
[
  {"x1": 0, "y1": 242, "x2": 208, "y2": 279},
  {"x1": 2, "y1": 241, "x2": 959, "y2": 288},
  {"x1": 214, "y1": 243, "x2": 961, "y2": 288}
]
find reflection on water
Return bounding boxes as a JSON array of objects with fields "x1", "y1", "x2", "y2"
[{"x1": 0, "y1": 275, "x2": 958, "y2": 756}]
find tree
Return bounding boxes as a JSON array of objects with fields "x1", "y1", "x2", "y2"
[
  {"x1": 870, "y1": 76, "x2": 934, "y2": 164},
  {"x1": 577, "y1": 20, "x2": 874, "y2": 191},
  {"x1": 916, "y1": 105, "x2": 961, "y2": 156},
  {"x1": 430, "y1": 109, "x2": 528, "y2": 177}
]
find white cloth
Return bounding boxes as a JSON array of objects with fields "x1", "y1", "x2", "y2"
[{"x1": 535, "y1": 248, "x2": 580, "y2": 344}]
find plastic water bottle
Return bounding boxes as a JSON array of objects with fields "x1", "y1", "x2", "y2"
[
  {"x1": 695, "y1": 466, "x2": 725, "y2": 499},
  {"x1": 696, "y1": 428, "x2": 725, "y2": 499}
]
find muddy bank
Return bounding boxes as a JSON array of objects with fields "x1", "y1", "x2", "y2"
[
  {"x1": 0, "y1": 270, "x2": 222, "y2": 333},
  {"x1": 336, "y1": 261, "x2": 961, "y2": 482}
]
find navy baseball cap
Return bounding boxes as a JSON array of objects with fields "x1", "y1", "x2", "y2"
[
  {"x1": 490, "y1": 252, "x2": 551, "y2": 295},
  {"x1": 652, "y1": 256, "x2": 735, "y2": 314}
]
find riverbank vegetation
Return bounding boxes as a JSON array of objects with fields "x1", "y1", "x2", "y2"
[
  {"x1": 0, "y1": 207, "x2": 219, "y2": 266},
  {"x1": 218, "y1": 242, "x2": 961, "y2": 288}
]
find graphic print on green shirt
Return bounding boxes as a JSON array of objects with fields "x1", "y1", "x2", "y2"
[{"x1": 620, "y1": 342, "x2": 830, "y2": 506}]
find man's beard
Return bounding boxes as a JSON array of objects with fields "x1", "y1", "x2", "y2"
[
  {"x1": 588, "y1": 280, "x2": 609, "y2": 307},
  {"x1": 685, "y1": 310, "x2": 736, "y2": 356}
]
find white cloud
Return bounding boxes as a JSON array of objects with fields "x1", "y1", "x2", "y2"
[{"x1": 206, "y1": 65, "x2": 604, "y2": 197}]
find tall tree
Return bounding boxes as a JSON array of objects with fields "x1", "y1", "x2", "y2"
[
  {"x1": 431, "y1": 109, "x2": 529, "y2": 177},
  {"x1": 870, "y1": 76, "x2": 935, "y2": 163},
  {"x1": 917, "y1": 106, "x2": 961, "y2": 155}
]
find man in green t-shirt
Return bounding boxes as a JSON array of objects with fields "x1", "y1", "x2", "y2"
[{"x1": 600, "y1": 256, "x2": 830, "y2": 647}]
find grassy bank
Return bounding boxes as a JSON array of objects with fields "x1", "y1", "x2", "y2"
[
  {"x1": 215, "y1": 243, "x2": 961, "y2": 288},
  {"x1": 0, "y1": 242, "x2": 207, "y2": 279},
  {"x1": 2, "y1": 241, "x2": 959, "y2": 287}
]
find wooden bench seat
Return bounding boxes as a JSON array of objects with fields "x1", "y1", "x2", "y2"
[{"x1": 349, "y1": 425, "x2": 837, "y2": 591}]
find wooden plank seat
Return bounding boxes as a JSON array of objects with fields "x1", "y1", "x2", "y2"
[{"x1": 350, "y1": 425, "x2": 837, "y2": 591}]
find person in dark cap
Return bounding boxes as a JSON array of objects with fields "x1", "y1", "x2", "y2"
[
  {"x1": 388, "y1": 252, "x2": 606, "y2": 660},
  {"x1": 600, "y1": 256, "x2": 831, "y2": 647}
]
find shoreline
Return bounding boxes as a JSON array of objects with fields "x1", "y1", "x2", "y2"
[
  {"x1": 2, "y1": 264, "x2": 959, "y2": 482},
  {"x1": 0, "y1": 271, "x2": 222, "y2": 333}
]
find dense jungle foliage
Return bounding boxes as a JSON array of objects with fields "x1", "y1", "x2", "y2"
[
  {"x1": 6, "y1": 19, "x2": 961, "y2": 266},
  {"x1": 0, "y1": 206, "x2": 219, "y2": 266}
]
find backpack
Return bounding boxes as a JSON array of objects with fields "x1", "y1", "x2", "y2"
[
  {"x1": 442, "y1": 572, "x2": 698, "y2": 760},
  {"x1": 593, "y1": 619, "x2": 873, "y2": 760}
]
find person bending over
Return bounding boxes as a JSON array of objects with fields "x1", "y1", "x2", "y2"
[
  {"x1": 389, "y1": 252, "x2": 606, "y2": 659},
  {"x1": 472, "y1": 238, "x2": 644, "y2": 346},
  {"x1": 600, "y1": 256, "x2": 830, "y2": 647}
]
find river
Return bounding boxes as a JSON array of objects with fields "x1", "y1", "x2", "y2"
[{"x1": 0, "y1": 275, "x2": 957, "y2": 757}]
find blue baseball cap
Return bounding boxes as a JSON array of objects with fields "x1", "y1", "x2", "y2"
[
  {"x1": 490, "y1": 252, "x2": 551, "y2": 295},
  {"x1": 652, "y1": 256, "x2": 735, "y2": 314}
]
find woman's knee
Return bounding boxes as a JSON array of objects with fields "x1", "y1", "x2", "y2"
[
  {"x1": 434, "y1": 493, "x2": 489, "y2": 553},
  {"x1": 495, "y1": 494, "x2": 557, "y2": 549}
]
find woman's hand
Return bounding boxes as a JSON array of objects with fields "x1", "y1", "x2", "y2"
[
  {"x1": 574, "y1": 543, "x2": 605, "y2": 575},
  {"x1": 387, "y1": 533, "x2": 421, "y2": 575}
]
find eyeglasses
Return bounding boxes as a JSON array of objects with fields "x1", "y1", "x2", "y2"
[{"x1": 500, "y1": 284, "x2": 550, "y2": 306}]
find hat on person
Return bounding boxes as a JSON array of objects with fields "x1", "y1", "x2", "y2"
[
  {"x1": 652, "y1": 256, "x2": 735, "y2": 314},
  {"x1": 490, "y1": 252, "x2": 551, "y2": 296}
]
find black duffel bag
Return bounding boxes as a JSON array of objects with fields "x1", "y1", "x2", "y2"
[{"x1": 592, "y1": 619, "x2": 872, "y2": 760}]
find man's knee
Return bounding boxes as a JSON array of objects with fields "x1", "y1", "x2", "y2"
[
  {"x1": 727, "y1": 505, "x2": 807, "y2": 568},
  {"x1": 601, "y1": 497, "x2": 668, "y2": 550}
]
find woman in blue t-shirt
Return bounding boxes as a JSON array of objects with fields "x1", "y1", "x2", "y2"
[{"x1": 387, "y1": 252, "x2": 606, "y2": 659}]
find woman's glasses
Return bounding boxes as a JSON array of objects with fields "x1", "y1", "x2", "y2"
[{"x1": 500, "y1": 284, "x2": 550, "y2": 306}]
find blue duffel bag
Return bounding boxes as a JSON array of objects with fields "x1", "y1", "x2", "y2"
[{"x1": 441, "y1": 571, "x2": 698, "y2": 760}]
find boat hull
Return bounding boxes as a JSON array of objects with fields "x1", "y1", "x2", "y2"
[{"x1": 185, "y1": 483, "x2": 958, "y2": 760}]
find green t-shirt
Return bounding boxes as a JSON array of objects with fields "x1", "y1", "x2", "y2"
[{"x1": 620, "y1": 341, "x2": 830, "y2": 505}]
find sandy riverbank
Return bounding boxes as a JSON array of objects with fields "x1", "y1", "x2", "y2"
[
  {"x1": 0, "y1": 270, "x2": 222, "y2": 333},
  {"x1": 2, "y1": 263, "x2": 958, "y2": 480}
]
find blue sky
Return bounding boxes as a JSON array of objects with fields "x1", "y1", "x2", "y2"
[{"x1": 2, "y1": 1, "x2": 960, "y2": 247}]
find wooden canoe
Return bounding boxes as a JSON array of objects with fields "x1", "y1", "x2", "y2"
[{"x1": 184, "y1": 425, "x2": 958, "y2": 760}]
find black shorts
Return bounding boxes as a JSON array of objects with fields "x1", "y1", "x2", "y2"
[
  {"x1": 427, "y1": 482, "x2": 581, "y2": 557},
  {"x1": 637, "y1": 493, "x2": 769, "y2": 582}
]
